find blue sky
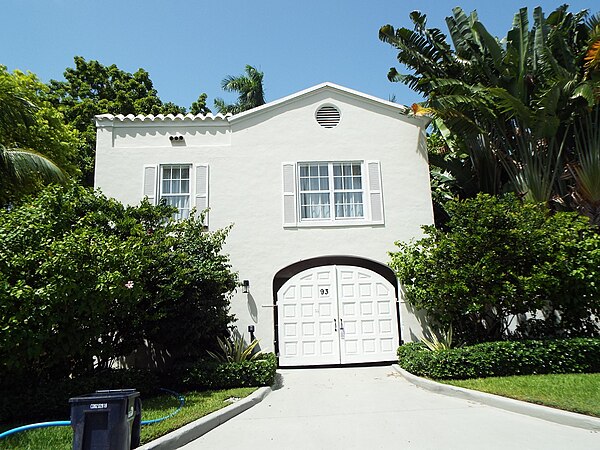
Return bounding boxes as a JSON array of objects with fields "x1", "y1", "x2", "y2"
[{"x1": 1, "y1": 1, "x2": 595, "y2": 110}]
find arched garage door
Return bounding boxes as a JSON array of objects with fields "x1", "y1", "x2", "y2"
[{"x1": 277, "y1": 265, "x2": 399, "y2": 366}]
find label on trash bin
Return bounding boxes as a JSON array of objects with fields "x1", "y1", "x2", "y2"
[{"x1": 90, "y1": 403, "x2": 108, "y2": 409}]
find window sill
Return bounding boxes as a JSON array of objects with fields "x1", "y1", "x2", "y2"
[{"x1": 284, "y1": 220, "x2": 384, "y2": 229}]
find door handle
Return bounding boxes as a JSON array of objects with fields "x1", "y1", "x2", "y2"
[
  {"x1": 334, "y1": 319, "x2": 337, "y2": 331},
  {"x1": 340, "y1": 318, "x2": 344, "y2": 330}
]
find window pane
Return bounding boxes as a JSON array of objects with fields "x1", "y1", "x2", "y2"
[
  {"x1": 334, "y1": 192, "x2": 363, "y2": 218},
  {"x1": 162, "y1": 180, "x2": 170, "y2": 194},
  {"x1": 300, "y1": 165, "x2": 309, "y2": 177},
  {"x1": 310, "y1": 165, "x2": 318, "y2": 176},
  {"x1": 163, "y1": 167, "x2": 172, "y2": 180},
  {"x1": 181, "y1": 180, "x2": 189, "y2": 194},
  {"x1": 333, "y1": 164, "x2": 341, "y2": 176},
  {"x1": 310, "y1": 178, "x2": 319, "y2": 190},
  {"x1": 320, "y1": 177, "x2": 329, "y2": 190},
  {"x1": 181, "y1": 167, "x2": 189, "y2": 179}
]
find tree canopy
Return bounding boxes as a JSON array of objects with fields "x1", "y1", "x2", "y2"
[
  {"x1": 0, "y1": 66, "x2": 78, "y2": 204},
  {"x1": 46, "y1": 57, "x2": 210, "y2": 184}
]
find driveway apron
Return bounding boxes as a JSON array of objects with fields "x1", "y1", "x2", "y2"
[{"x1": 179, "y1": 365, "x2": 598, "y2": 450}]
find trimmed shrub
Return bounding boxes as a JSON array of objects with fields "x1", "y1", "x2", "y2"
[
  {"x1": 397, "y1": 338, "x2": 600, "y2": 380},
  {"x1": 182, "y1": 353, "x2": 277, "y2": 390},
  {"x1": 0, "y1": 184, "x2": 236, "y2": 383},
  {"x1": 0, "y1": 369, "x2": 159, "y2": 422},
  {"x1": 390, "y1": 194, "x2": 600, "y2": 343}
]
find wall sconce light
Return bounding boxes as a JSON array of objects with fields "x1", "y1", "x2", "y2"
[{"x1": 242, "y1": 279, "x2": 250, "y2": 294}]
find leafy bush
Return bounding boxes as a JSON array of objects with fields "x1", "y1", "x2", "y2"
[
  {"x1": 0, "y1": 184, "x2": 236, "y2": 384},
  {"x1": 390, "y1": 194, "x2": 600, "y2": 343},
  {"x1": 397, "y1": 338, "x2": 600, "y2": 380},
  {"x1": 0, "y1": 369, "x2": 159, "y2": 422},
  {"x1": 182, "y1": 353, "x2": 277, "y2": 390}
]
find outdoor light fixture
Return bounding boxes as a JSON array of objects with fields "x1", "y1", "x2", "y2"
[{"x1": 242, "y1": 279, "x2": 250, "y2": 294}]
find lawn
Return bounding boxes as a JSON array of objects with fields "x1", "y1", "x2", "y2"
[
  {"x1": 443, "y1": 373, "x2": 600, "y2": 417},
  {"x1": 0, "y1": 387, "x2": 257, "y2": 450}
]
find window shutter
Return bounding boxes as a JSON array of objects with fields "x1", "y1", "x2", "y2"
[
  {"x1": 143, "y1": 165, "x2": 158, "y2": 204},
  {"x1": 195, "y1": 164, "x2": 209, "y2": 226},
  {"x1": 282, "y1": 163, "x2": 297, "y2": 226},
  {"x1": 367, "y1": 161, "x2": 384, "y2": 223}
]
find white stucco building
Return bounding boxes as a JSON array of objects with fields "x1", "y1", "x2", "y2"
[{"x1": 95, "y1": 82, "x2": 433, "y2": 367}]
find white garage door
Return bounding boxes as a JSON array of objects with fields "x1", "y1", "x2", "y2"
[{"x1": 277, "y1": 265, "x2": 399, "y2": 366}]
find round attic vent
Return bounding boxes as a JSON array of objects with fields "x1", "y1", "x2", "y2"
[{"x1": 315, "y1": 105, "x2": 341, "y2": 128}]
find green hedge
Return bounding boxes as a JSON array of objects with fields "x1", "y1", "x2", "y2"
[
  {"x1": 182, "y1": 353, "x2": 277, "y2": 390},
  {"x1": 0, "y1": 368, "x2": 159, "y2": 422},
  {"x1": 397, "y1": 338, "x2": 600, "y2": 380}
]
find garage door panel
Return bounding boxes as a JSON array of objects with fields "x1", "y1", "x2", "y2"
[{"x1": 278, "y1": 264, "x2": 398, "y2": 367}]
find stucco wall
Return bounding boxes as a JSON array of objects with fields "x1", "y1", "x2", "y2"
[{"x1": 94, "y1": 86, "x2": 434, "y2": 353}]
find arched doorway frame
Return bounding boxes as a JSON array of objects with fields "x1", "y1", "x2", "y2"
[{"x1": 272, "y1": 255, "x2": 401, "y2": 363}]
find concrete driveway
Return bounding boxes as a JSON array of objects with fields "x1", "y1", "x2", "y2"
[{"x1": 179, "y1": 365, "x2": 598, "y2": 450}]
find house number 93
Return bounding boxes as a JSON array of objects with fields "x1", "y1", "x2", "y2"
[{"x1": 320, "y1": 288, "x2": 329, "y2": 296}]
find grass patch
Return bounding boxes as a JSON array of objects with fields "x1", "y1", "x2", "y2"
[
  {"x1": 0, "y1": 387, "x2": 257, "y2": 450},
  {"x1": 443, "y1": 373, "x2": 600, "y2": 417}
]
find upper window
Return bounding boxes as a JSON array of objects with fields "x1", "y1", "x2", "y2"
[
  {"x1": 298, "y1": 162, "x2": 364, "y2": 221},
  {"x1": 160, "y1": 164, "x2": 191, "y2": 220}
]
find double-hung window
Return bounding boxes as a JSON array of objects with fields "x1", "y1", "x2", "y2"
[
  {"x1": 283, "y1": 160, "x2": 383, "y2": 227},
  {"x1": 160, "y1": 164, "x2": 191, "y2": 220},
  {"x1": 298, "y1": 162, "x2": 365, "y2": 221}
]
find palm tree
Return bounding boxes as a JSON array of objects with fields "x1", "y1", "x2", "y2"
[
  {"x1": 214, "y1": 65, "x2": 265, "y2": 114},
  {"x1": 0, "y1": 67, "x2": 66, "y2": 204}
]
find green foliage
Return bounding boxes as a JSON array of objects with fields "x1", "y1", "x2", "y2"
[
  {"x1": 0, "y1": 183, "x2": 236, "y2": 384},
  {"x1": 0, "y1": 66, "x2": 79, "y2": 203},
  {"x1": 207, "y1": 335, "x2": 263, "y2": 363},
  {"x1": 421, "y1": 325, "x2": 455, "y2": 351},
  {"x1": 46, "y1": 57, "x2": 209, "y2": 184},
  {"x1": 183, "y1": 353, "x2": 277, "y2": 390},
  {"x1": 397, "y1": 338, "x2": 600, "y2": 380},
  {"x1": 390, "y1": 194, "x2": 600, "y2": 343},
  {"x1": 214, "y1": 65, "x2": 266, "y2": 114},
  {"x1": 0, "y1": 368, "x2": 158, "y2": 422},
  {"x1": 380, "y1": 6, "x2": 600, "y2": 218}
]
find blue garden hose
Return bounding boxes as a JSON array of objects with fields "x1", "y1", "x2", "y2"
[
  {"x1": 141, "y1": 388, "x2": 185, "y2": 425},
  {"x1": 0, "y1": 388, "x2": 185, "y2": 439},
  {"x1": 0, "y1": 421, "x2": 71, "y2": 439}
]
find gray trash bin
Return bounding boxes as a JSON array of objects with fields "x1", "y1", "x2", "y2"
[{"x1": 70, "y1": 389, "x2": 141, "y2": 450}]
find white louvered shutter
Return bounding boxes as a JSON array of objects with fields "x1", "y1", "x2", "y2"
[
  {"x1": 143, "y1": 165, "x2": 158, "y2": 204},
  {"x1": 195, "y1": 164, "x2": 209, "y2": 226},
  {"x1": 367, "y1": 161, "x2": 384, "y2": 223},
  {"x1": 282, "y1": 163, "x2": 297, "y2": 226}
]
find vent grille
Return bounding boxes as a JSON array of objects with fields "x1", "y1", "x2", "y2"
[{"x1": 316, "y1": 105, "x2": 341, "y2": 128}]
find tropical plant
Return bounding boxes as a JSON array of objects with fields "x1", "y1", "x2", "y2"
[
  {"x1": 380, "y1": 6, "x2": 600, "y2": 218},
  {"x1": 214, "y1": 65, "x2": 266, "y2": 114},
  {"x1": 207, "y1": 334, "x2": 263, "y2": 363},
  {"x1": 420, "y1": 325, "x2": 454, "y2": 351},
  {"x1": 0, "y1": 66, "x2": 75, "y2": 203}
]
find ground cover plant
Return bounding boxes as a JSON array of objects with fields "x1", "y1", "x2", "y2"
[
  {"x1": 390, "y1": 194, "x2": 600, "y2": 344},
  {"x1": 443, "y1": 373, "x2": 600, "y2": 417},
  {"x1": 0, "y1": 387, "x2": 257, "y2": 450}
]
